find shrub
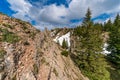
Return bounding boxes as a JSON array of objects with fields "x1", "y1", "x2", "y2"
[
  {"x1": 12, "y1": 75, "x2": 16, "y2": 80},
  {"x1": 53, "y1": 68, "x2": 58, "y2": 76},
  {"x1": 3, "y1": 23, "x2": 13, "y2": 29},
  {"x1": 23, "y1": 41, "x2": 30, "y2": 45},
  {"x1": 1, "y1": 29, "x2": 20, "y2": 43},
  {"x1": 29, "y1": 32, "x2": 36, "y2": 39},
  {"x1": 33, "y1": 64, "x2": 38, "y2": 75},
  {"x1": 61, "y1": 50, "x2": 69, "y2": 57},
  {"x1": 0, "y1": 49, "x2": 6, "y2": 58}
]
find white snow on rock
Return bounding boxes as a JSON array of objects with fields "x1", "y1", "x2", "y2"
[
  {"x1": 102, "y1": 43, "x2": 111, "y2": 55},
  {"x1": 53, "y1": 32, "x2": 70, "y2": 47}
]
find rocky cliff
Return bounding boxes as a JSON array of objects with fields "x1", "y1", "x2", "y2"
[{"x1": 0, "y1": 13, "x2": 88, "y2": 80}]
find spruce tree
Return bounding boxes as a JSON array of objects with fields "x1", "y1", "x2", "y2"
[
  {"x1": 107, "y1": 14, "x2": 120, "y2": 68},
  {"x1": 73, "y1": 9, "x2": 110, "y2": 80},
  {"x1": 73, "y1": 25, "x2": 110, "y2": 80},
  {"x1": 62, "y1": 39, "x2": 68, "y2": 49},
  {"x1": 104, "y1": 19, "x2": 113, "y2": 31},
  {"x1": 114, "y1": 14, "x2": 120, "y2": 26},
  {"x1": 82, "y1": 8, "x2": 93, "y2": 27}
]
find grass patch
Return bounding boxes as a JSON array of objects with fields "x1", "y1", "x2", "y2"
[{"x1": 1, "y1": 29, "x2": 20, "y2": 43}]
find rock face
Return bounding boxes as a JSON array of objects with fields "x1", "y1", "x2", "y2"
[{"x1": 0, "y1": 13, "x2": 88, "y2": 80}]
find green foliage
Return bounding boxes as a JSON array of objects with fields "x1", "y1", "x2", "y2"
[
  {"x1": 41, "y1": 57, "x2": 46, "y2": 64},
  {"x1": 104, "y1": 19, "x2": 113, "y2": 31},
  {"x1": 107, "y1": 68, "x2": 120, "y2": 80},
  {"x1": 72, "y1": 8, "x2": 111, "y2": 80},
  {"x1": 83, "y1": 69, "x2": 110, "y2": 80},
  {"x1": 82, "y1": 8, "x2": 93, "y2": 27},
  {"x1": 114, "y1": 14, "x2": 120, "y2": 26},
  {"x1": 61, "y1": 50, "x2": 69, "y2": 57},
  {"x1": 12, "y1": 75, "x2": 16, "y2": 80},
  {"x1": 3, "y1": 23, "x2": 13, "y2": 29},
  {"x1": 29, "y1": 32, "x2": 36, "y2": 39},
  {"x1": 22, "y1": 25, "x2": 28, "y2": 30},
  {"x1": 1, "y1": 29, "x2": 20, "y2": 43},
  {"x1": 33, "y1": 64, "x2": 39, "y2": 75},
  {"x1": 73, "y1": 26, "x2": 110, "y2": 80},
  {"x1": 71, "y1": 9, "x2": 120, "y2": 80},
  {"x1": 62, "y1": 39, "x2": 68, "y2": 49},
  {"x1": 0, "y1": 49, "x2": 6, "y2": 58},
  {"x1": 107, "y1": 14, "x2": 120, "y2": 69}
]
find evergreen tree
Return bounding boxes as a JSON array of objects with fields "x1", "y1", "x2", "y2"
[
  {"x1": 107, "y1": 14, "x2": 120, "y2": 68},
  {"x1": 114, "y1": 14, "x2": 120, "y2": 26},
  {"x1": 82, "y1": 8, "x2": 93, "y2": 27},
  {"x1": 62, "y1": 39, "x2": 68, "y2": 49},
  {"x1": 73, "y1": 9, "x2": 111, "y2": 80},
  {"x1": 104, "y1": 19, "x2": 113, "y2": 31},
  {"x1": 73, "y1": 26, "x2": 110, "y2": 80}
]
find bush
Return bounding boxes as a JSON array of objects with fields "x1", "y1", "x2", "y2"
[
  {"x1": 3, "y1": 23, "x2": 13, "y2": 29},
  {"x1": 23, "y1": 41, "x2": 30, "y2": 45},
  {"x1": 0, "y1": 49, "x2": 6, "y2": 58},
  {"x1": 33, "y1": 64, "x2": 38, "y2": 75},
  {"x1": 12, "y1": 75, "x2": 16, "y2": 80},
  {"x1": 61, "y1": 50, "x2": 69, "y2": 57},
  {"x1": 29, "y1": 32, "x2": 36, "y2": 39}
]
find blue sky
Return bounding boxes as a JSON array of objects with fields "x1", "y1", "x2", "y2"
[{"x1": 0, "y1": 0, "x2": 120, "y2": 29}]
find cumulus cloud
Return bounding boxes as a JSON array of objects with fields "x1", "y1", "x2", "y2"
[
  {"x1": 7, "y1": 0, "x2": 120, "y2": 29},
  {"x1": 38, "y1": 4, "x2": 68, "y2": 24},
  {"x1": 7, "y1": 0, "x2": 32, "y2": 21}
]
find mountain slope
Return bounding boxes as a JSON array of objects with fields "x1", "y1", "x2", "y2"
[{"x1": 0, "y1": 13, "x2": 88, "y2": 80}]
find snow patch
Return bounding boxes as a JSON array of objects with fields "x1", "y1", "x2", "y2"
[
  {"x1": 102, "y1": 43, "x2": 111, "y2": 55},
  {"x1": 53, "y1": 32, "x2": 70, "y2": 47}
]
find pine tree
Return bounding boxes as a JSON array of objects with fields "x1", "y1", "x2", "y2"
[
  {"x1": 107, "y1": 14, "x2": 120, "y2": 68},
  {"x1": 114, "y1": 14, "x2": 120, "y2": 26},
  {"x1": 73, "y1": 26, "x2": 110, "y2": 80},
  {"x1": 104, "y1": 19, "x2": 113, "y2": 31},
  {"x1": 62, "y1": 39, "x2": 68, "y2": 49},
  {"x1": 82, "y1": 8, "x2": 93, "y2": 27},
  {"x1": 73, "y1": 9, "x2": 111, "y2": 80}
]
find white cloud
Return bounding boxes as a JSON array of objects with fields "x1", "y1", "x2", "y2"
[
  {"x1": 67, "y1": 0, "x2": 120, "y2": 18},
  {"x1": 7, "y1": 0, "x2": 120, "y2": 29},
  {"x1": 7, "y1": 0, "x2": 32, "y2": 21},
  {"x1": 38, "y1": 4, "x2": 68, "y2": 24}
]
